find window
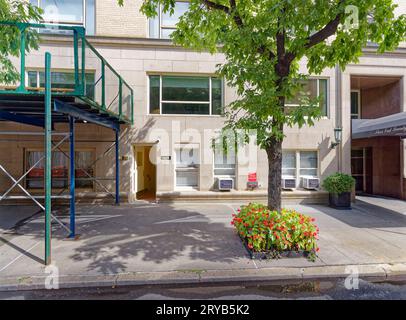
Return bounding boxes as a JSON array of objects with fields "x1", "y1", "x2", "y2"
[
  {"x1": 286, "y1": 78, "x2": 328, "y2": 116},
  {"x1": 26, "y1": 151, "x2": 68, "y2": 188},
  {"x1": 149, "y1": 75, "x2": 223, "y2": 115},
  {"x1": 26, "y1": 150, "x2": 94, "y2": 189},
  {"x1": 300, "y1": 151, "x2": 318, "y2": 176},
  {"x1": 213, "y1": 142, "x2": 236, "y2": 177},
  {"x1": 29, "y1": 0, "x2": 95, "y2": 35},
  {"x1": 149, "y1": 1, "x2": 189, "y2": 39},
  {"x1": 351, "y1": 90, "x2": 361, "y2": 119},
  {"x1": 175, "y1": 145, "x2": 199, "y2": 188},
  {"x1": 282, "y1": 150, "x2": 318, "y2": 185},
  {"x1": 75, "y1": 151, "x2": 94, "y2": 189},
  {"x1": 27, "y1": 70, "x2": 95, "y2": 99},
  {"x1": 282, "y1": 151, "x2": 296, "y2": 177}
]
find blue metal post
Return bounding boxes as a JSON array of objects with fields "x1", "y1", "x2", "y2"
[
  {"x1": 115, "y1": 129, "x2": 120, "y2": 205},
  {"x1": 44, "y1": 52, "x2": 52, "y2": 265},
  {"x1": 69, "y1": 116, "x2": 76, "y2": 238}
]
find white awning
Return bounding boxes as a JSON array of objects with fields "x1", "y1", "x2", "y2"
[{"x1": 352, "y1": 112, "x2": 406, "y2": 139}]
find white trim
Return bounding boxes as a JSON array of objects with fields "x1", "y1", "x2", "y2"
[
  {"x1": 282, "y1": 150, "x2": 319, "y2": 188},
  {"x1": 351, "y1": 90, "x2": 362, "y2": 119},
  {"x1": 285, "y1": 78, "x2": 330, "y2": 117},
  {"x1": 148, "y1": 75, "x2": 223, "y2": 116}
]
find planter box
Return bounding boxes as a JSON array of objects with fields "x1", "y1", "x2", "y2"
[
  {"x1": 329, "y1": 192, "x2": 351, "y2": 210},
  {"x1": 241, "y1": 237, "x2": 309, "y2": 260}
]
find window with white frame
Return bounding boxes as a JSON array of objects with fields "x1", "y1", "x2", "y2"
[
  {"x1": 282, "y1": 150, "x2": 319, "y2": 185},
  {"x1": 282, "y1": 151, "x2": 296, "y2": 177},
  {"x1": 175, "y1": 145, "x2": 199, "y2": 188},
  {"x1": 286, "y1": 78, "x2": 328, "y2": 116},
  {"x1": 149, "y1": 1, "x2": 189, "y2": 39},
  {"x1": 27, "y1": 70, "x2": 95, "y2": 99},
  {"x1": 351, "y1": 90, "x2": 361, "y2": 119},
  {"x1": 300, "y1": 151, "x2": 318, "y2": 177},
  {"x1": 29, "y1": 0, "x2": 95, "y2": 35},
  {"x1": 149, "y1": 75, "x2": 223, "y2": 115},
  {"x1": 213, "y1": 141, "x2": 236, "y2": 177}
]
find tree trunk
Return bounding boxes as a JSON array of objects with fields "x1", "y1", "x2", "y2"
[{"x1": 265, "y1": 138, "x2": 283, "y2": 212}]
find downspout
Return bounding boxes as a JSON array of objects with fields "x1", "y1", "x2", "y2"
[{"x1": 335, "y1": 64, "x2": 342, "y2": 172}]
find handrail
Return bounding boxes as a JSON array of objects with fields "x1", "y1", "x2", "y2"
[{"x1": 0, "y1": 21, "x2": 134, "y2": 124}]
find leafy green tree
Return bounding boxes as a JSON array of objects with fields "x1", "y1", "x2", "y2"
[
  {"x1": 120, "y1": 0, "x2": 406, "y2": 211},
  {"x1": 0, "y1": 0, "x2": 42, "y2": 84}
]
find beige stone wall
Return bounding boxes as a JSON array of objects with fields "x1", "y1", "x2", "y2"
[{"x1": 2, "y1": 34, "x2": 406, "y2": 200}]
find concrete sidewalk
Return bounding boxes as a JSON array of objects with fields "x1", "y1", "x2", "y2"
[{"x1": 0, "y1": 196, "x2": 406, "y2": 290}]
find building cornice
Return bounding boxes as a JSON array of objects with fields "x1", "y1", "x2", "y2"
[{"x1": 40, "y1": 34, "x2": 406, "y2": 56}]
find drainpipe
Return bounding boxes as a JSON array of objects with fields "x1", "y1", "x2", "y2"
[{"x1": 335, "y1": 64, "x2": 343, "y2": 173}]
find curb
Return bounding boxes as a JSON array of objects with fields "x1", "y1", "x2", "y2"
[{"x1": 1, "y1": 263, "x2": 406, "y2": 292}]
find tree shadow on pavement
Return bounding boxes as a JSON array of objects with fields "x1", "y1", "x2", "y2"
[{"x1": 64, "y1": 203, "x2": 247, "y2": 274}]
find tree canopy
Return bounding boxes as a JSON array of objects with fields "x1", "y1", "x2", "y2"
[
  {"x1": 0, "y1": 0, "x2": 42, "y2": 84},
  {"x1": 120, "y1": 0, "x2": 406, "y2": 210}
]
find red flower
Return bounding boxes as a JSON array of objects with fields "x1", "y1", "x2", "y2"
[{"x1": 248, "y1": 243, "x2": 253, "y2": 249}]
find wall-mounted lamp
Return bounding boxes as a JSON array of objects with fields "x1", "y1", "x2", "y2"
[{"x1": 331, "y1": 127, "x2": 342, "y2": 149}]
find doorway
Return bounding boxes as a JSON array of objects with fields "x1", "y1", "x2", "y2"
[
  {"x1": 351, "y1": 147, "x2": 372, "y2": 194},
  {"x1": 133, "y1": 145, "x2": 156, "y2": 200}
]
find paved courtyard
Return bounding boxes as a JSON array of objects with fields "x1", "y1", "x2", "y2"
[{"x1": 0, "y1": 196, "x2": 406, "y2": 287}]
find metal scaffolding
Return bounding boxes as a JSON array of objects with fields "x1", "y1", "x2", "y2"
[{"x1": 0, "y1": 22, "x2": 133, "y2": 265}]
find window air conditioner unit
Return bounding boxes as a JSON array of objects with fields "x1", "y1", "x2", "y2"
[
  {"x1": 282, "y1": 176, "x2": 296, "y2": 190},
  {"x1": 301, "y1": 176, "x2": 320, "y2": 190},
  {"x1": 218, "y1": 178, "x2": 234, "y2": 191}
]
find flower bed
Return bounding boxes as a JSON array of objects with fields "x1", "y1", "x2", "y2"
[{"x1": 231, "y1": 203, "x2": 319, "y2": 261}]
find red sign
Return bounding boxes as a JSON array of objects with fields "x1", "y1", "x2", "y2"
[{"x1": 248, "y1": 172, "x2": 257, "y2": 182}]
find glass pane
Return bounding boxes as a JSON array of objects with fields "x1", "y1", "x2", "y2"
[
  {"x1": 85, "y1": 0, "x2": 95, "y2": 35},
  {"x1": 282, "y1": 168, "x2": 296, "y2": 176},
  {"x1": 162, "y1": 76, "x2": 209, "y2": 102},
  {"x1": 149, "y1": 76, "x2": 160, "y2": 114},
  {"x1": 300, "y1": 168, "x2": 317, "y2": 176},
  {"x1": 42, "y1": 0, "x2": 84, "y2": 23},
  {"x1": 287, "y1": 79, "x2": 318, "y2": 105},
  {"x1": 214, "y1": 168, "x2": 235, "y2": 176},
  {"x1": 300, "y1": 151, "x2": 317, "y2": 169},
  {"x1": 52, "y1": 151, "x2": 68, "y2": 188},
  {"x1": 161, "y1": 1, "x2": 189, "y2": 27},
  {"x1": 161, "y1": 28, "x2": 175, "y2": 39},
  {"x1": 162, "y1": 103, "x2": 209, "y2": 115},
  {"x1": 351, "y1": 149, "x2": 364, "y2": 157},
  {"x1": 75, "y1": 151, "x2": 93, "y2": 188},
  {"x1": 211, "y1": 78, "x2": 223, "y2": 115},
  {"x1": 176, "y1": 170, "x2": 198, "y2": 187},
  {"x1": 319, "y1": 79, "x2": 328, "y2": 116},
  {"x1": 351, "y1": 91, "x2": 359, "y2": 116},
  {"x1": 351, "y1": 158, "x2": 364, "y2": 175},
  {"x1": 176, "y1": 147, "x2": 199, "y2": 167},
  {"x1": 27, "y1": 71, "x2": 37, "y2": 87},
  {"x1": 39, "y1": 71, "x2": 75, "y2": 89},
  {"x1": 149, "y1": 16, "x2": 160, "y2": 38},
  {"x1": 84, "y1": 73, "x2": 95, "y2": 99},
  {"x1": 282, "y1": 151, "x2": 296, "y2": 170}
]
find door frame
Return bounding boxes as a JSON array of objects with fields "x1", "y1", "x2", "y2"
[{"x1": 132, "y1": 143, "x2": 157, "y2": 198}]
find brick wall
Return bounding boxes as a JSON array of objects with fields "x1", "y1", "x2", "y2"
[{"x1": 96, "y1": 0, "x2": 146, "y2": 37}]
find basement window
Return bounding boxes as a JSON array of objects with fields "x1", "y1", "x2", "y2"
[{"x1": 26, "y1": 150, "x2": 95, "y2": 189}]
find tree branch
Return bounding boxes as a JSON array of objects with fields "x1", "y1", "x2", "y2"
[
  {"x1": 201, "y1": 0, "x2": 230, "y2": 14},
  {"x1": 305, "y1": 2, "x2": 345, "y2": 49},
  {"x1": 229, "y1": 0, "x2": 243, "y2": 28}
]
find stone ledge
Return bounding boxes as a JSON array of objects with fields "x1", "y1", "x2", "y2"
[{"x1": 157, "y1": 190, "x2": 329, "y2": 204}]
